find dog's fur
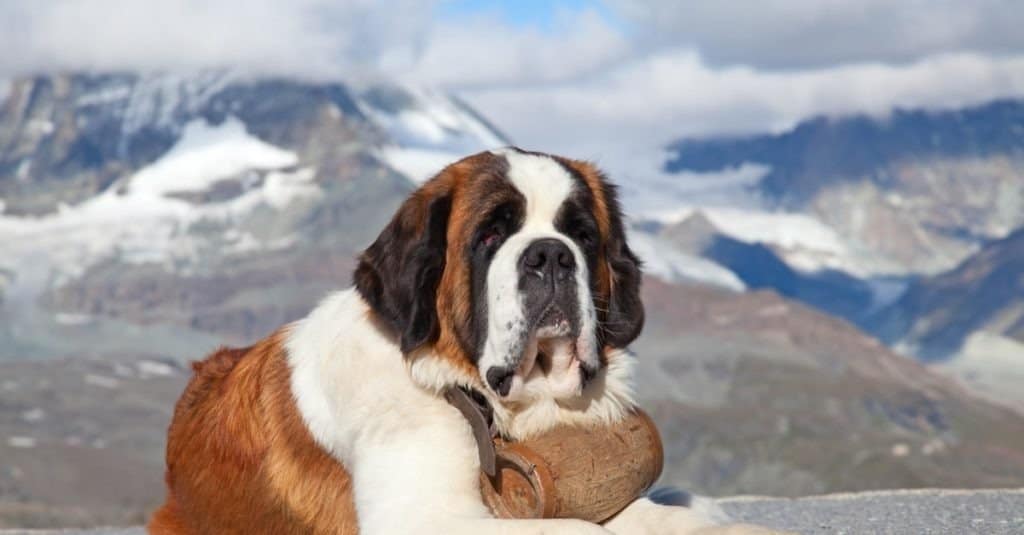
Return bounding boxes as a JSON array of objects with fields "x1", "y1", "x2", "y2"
[{"x1": 150, "y1": 149, "x2": 782, "y2": 534}]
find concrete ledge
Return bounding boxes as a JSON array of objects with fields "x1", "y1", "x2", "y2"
[
  {"x1": 4, "y1": 488, "x2": 1023, "y2": 535},
  {"x1": 721, "y1": 488, "x2": 1024, "y2": 534}
]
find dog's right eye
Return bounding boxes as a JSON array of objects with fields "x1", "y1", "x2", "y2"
[
  {"x1": 478, "y1": 204, "x2": 517, "y2": 249},
  {"x1": 480, "y1": 226, "x2": 504, "y2": 248}
]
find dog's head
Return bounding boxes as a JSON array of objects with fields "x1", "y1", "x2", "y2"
[{"x1": 355, "y1": 148, "x2": 642, "y2": 410}]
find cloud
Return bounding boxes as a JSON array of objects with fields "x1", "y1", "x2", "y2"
[
  {"x1": 6, "y1": 0, "x2": 1023, "y2": 87},
  {"x1": 0, "y1": 0, "x2": 628, "y2": 88},
  {"x1": 404, "y1": 8, "x2": 629, "y2": 88},
  {"x1": 460, "y1": 50, "x2": 1024, "y2": 181},
  {"x1": 608, "y1": 0, "x2": 1024, "y2": 69},
  {"x1": 0, "y1": 0, "x2": 436, "y2": 78},
  {"x1": 4, "y1": 0, "x2": 1024, "y2": 188}
]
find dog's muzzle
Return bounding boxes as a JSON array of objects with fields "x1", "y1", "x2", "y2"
[{"x1": 485, "y1": 238, "x2": 589, "y2": 397}]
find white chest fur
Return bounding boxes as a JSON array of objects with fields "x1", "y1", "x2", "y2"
[{"x1": 283, "y1": 289, "x2": 684, "y2": 535}]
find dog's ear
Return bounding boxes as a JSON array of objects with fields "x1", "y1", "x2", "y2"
[
  {"x1": 354, "y1": 191, "x2": 452, "y2": 354},
  {"x1": 600, "y1": 183, "x2": 644, "y2": 348}
]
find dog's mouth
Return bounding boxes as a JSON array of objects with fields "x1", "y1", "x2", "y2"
[
  {"x1": 527, "y1": 305, "x2": 575, "y2": 372},
  {"x1": 507, "y1": 335, "x2": 579, "y2": 400},
  {"x1": 511, "y1": 305, "x2": 595, "y2": 399},
  {"x1": 535, "y1": 304, "x2": 573, "y2": 338},
  {"x1": 485, "y1": 301, "x2": 601, "y2": 401},
  {"x1": 534, "y1": 336, "x2": 575, "y2": 375}
]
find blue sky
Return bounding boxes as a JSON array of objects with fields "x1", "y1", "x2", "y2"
[{"x1": 439, "y1": 0, "x2": 619, "y2": 31}]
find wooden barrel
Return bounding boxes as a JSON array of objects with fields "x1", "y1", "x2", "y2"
[{"x1": 480, "y1": 409, "x2": 663, "y2": 523}]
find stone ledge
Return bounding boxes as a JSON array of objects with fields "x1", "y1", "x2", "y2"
[
  {"x1": 721, "y1": 488, "x2": 1024, "y2": 534},
  {"x1": 3, "y1": 489, "x2": 1023, "y2": 535}
]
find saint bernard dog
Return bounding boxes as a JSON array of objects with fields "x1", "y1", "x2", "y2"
[{"x1": 150, "y1": 148, "x2": 782, "y2": 535}]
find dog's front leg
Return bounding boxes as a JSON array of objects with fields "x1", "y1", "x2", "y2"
[
  {"x1": 604, "y1": 498, "x2": 792, "y2": 535},
  {"x1": 347, "y1": 405, "x2": 612, "y2": 535},
  {"x1": 350, "y1": 444, "x2": 613, "y2": 534}
]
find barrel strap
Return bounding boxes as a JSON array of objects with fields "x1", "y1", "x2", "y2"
[{"x1": 444, "y1": 386, "x2": 499, "y2": 477}]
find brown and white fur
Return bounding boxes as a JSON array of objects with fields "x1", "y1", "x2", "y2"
[{"x1": 149, "y1": 149, "x2": 784, "y2": 535}]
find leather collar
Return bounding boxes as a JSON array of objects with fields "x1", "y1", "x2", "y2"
[{"x1": 444, "y1": 386, "x2": 498, "y2": 477}]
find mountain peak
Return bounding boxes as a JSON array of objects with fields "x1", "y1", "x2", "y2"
[{"x1": 0, "y1": 72, "x2": 506, "y2": 216}]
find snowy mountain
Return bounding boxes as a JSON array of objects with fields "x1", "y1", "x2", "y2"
[
  {"x1": 0, "y1": 72, "x2": 506, "y2": 358},
  {"x1": 662, "y1": 100, "x2": 1024, "y2": 278},
  {"x1": 653, "y1": 210, "x2": 877, "y2": 322},
  {"x1": 648, "y1": 100, "x2": 1024, "y2": 374}
]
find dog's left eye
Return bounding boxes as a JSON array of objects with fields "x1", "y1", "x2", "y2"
[
  {"x1": 480, "y1": 227, "x2": 504, "y2": 247},
  {"x1": 575, "y1": 229, "x2": 594, "y2": 246}
]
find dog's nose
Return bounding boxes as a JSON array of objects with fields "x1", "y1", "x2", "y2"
[{"x1": 521, "y1": 238, "x2": 575, "y2": 281}]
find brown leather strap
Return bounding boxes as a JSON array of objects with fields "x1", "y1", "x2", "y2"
[{"x1": 444, "y1": 386, "x2": 498, "y2": 477}]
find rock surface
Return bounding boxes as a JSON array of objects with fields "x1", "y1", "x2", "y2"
[
  {"x1": 722, "y1": 488, "x2": 1024, "y2": 535},
  {"x1": 2, "y1": 489, "x2": 1022, "y2": 535}
]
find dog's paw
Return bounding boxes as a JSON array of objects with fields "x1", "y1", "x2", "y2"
[
  {"x1": 647, "y1": 487, "x2": 733, "y2": 525},
  {"x1": 552, "y1": 518, "x2": 616, "y2": 535}
]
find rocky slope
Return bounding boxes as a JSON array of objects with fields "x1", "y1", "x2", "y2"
[
  {"x1": 635, "y1": 279, "x2": 1024, "y2": 498},
  {"x1": 867, "y1": 229, "x2": 1024, "y2": 408},
  {"x1": 0, "y1": 356, "x2": 186, "y2": 529},
  {"x1": 869, "y1": 228, "x2": 1024, "y2": 359}
]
